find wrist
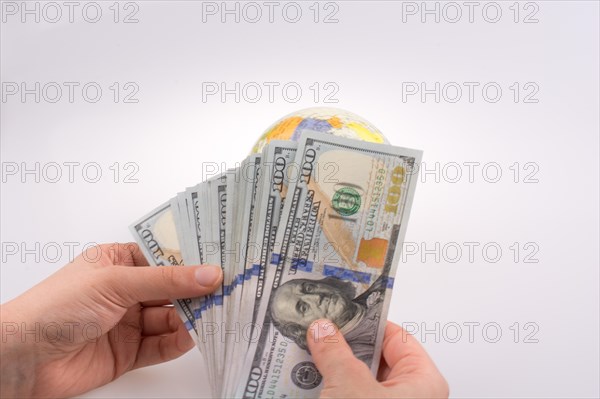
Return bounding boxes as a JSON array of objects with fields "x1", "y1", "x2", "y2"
[{"x1": 1, "y1": 303, "x2": 39, "y2": 398}]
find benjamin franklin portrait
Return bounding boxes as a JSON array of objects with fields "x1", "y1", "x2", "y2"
[{"x1": 269, "y1": 275, "x2": 387, "y2": 365}]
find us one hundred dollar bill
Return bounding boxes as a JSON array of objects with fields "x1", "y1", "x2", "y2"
[{"x1": 129, "y1": 132, "x2": 421, "y2": 398}]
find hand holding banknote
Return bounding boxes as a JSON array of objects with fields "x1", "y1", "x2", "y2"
[
  {"x1": 0, "y1": 243, "x2": 447, "y2": 399},
  {"x1": 308, "y1": 320, "x2": 449, "y2": 399},
  {"x1": 0, "y1": 243, "x2": 222, "y2": 398}
]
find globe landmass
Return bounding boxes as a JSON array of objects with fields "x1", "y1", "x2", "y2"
[{"x1": 251, "y1": 107, "x2": 388, "y2": 154}]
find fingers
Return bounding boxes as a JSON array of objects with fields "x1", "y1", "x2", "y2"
[
  {"x1": 381, "y1": 321, "x2": 442, "y2": 381},
  {"x1": 378, "y1": 322, "x2": 409, "y2": 381},
  {"x1": 132, "y1": 320, "x2": 195, "y2": 369},
  {"x1": 127, "y1": 243, "x2": 150, "y2": 266},
  {"x1": 307, "y1": 319, "x2": 374, "y2": 389},
  {"x1": 382, "y1": 321, "x2": 431, "y2": 367},
  {"x1": 104, "y1": 264, "x2": 222, "y2": 307},
  {"x1": 382, "y1": 322, "x2": 449, "y2": 397},
  {"x1": 80, "y1": 243, "x2": 150, "y2": 267},
  {"x1": 140, "y1": 306, "x2": 180, "y2": 336}
]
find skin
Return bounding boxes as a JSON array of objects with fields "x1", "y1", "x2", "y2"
[
  {"x1": 307, "y1": 319, "x2": 449, "y2": 399},
  {"x1": 271, "y1": 278, "x2": 357, "y2": 330},
  {"x1": 1, "y1": 243, "x2": 448, "y2": 399},
  {"x1": 0, "y1": 243, "x2": 223, "y2": 398}
]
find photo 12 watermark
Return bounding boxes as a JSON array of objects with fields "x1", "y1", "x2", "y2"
[
  {"x1": 400, "y1": 241, "x2": 540, "y2": 264},
  {"x1": 417, "y1": 161, "x2": 540, "y2": 184},
  {"x1": 401, "y1": 82, "x2": 540, "y2": 104},
  {"x1": 201, "y1": 81, "x2": 339, "y2": 104},
  {"x1": 1, "y1": 82, "x2": 140, "y2": 104},
  {"x1": 1, "y1": 320, "x2": 145, "y2": 345},
  {"x1": 1, "y1": 161, "x2": 140, "y2": 184},
  {"x1": 400, "y1": 1, "x2": 540, "y2": 24},
  {"x1": 201, "y1": 1, "x2": 340, "y2": 24},
  {"x1": 401, "y1": 321, "x2": 540, "y2": 344},
  {"x1": 1, "y1": 1, "x2": 140, "y2": 24},
  {"x1": 1, "y1": 241, "x2": 102, "y2": 264}
]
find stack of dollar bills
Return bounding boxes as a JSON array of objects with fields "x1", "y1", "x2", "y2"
[{"x1": 130, "y1": 132, "x2": 422, "y2": 398}]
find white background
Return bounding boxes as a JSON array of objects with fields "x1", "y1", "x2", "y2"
[{"x1": 1, "y1": 1, "x2": 599, "y2": 398}]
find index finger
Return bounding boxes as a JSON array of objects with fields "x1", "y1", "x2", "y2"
[
  {"x1": 127, "y1": 242, "x2": 150, "y2": 266},
  {"x1": 106, "y1": 242, "x2": 150, "y2": 266}
]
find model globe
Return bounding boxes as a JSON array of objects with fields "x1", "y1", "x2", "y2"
[{"x1": 251, "y1": 107, "x2": 388, "y2": 154}]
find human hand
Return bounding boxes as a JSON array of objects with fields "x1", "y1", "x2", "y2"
[
  {"x1": 0, "y1": 243, "x2": 222, "y2": 398},
  {"x1": 307, "y1": 319, "x2": 449, "y2": 399}
]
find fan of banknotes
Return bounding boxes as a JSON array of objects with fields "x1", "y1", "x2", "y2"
[{"x1": 130, "y1": 107, "x2": 422, "y2": 398}]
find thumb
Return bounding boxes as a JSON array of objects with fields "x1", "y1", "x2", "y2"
[
  {"x1": 307, "y1": 319, "x2": 375, "y2": 390},
  {"x1": 103, "y1": 264, "x2": 222, "y2": 307}
]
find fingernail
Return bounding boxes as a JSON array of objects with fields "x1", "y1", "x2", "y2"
[
  {"x1": 195, "y1": 265, "x2": 222, "y2": 287},
  {"x1": 310, "y1": 319, "x2": 337, "y2": 341}
]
